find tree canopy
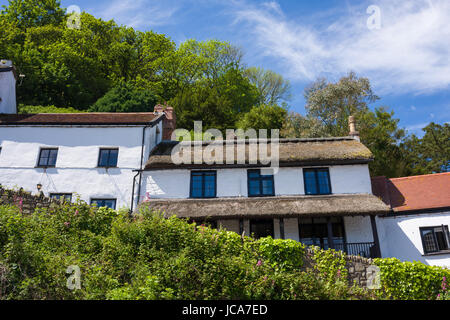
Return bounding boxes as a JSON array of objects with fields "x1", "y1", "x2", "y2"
[
  {"x1": 1, "y1": 0, "x2": 448, "y2": 178},
  {"x1": 282, "y1": 72, "x2": 449, "y2": 177}
]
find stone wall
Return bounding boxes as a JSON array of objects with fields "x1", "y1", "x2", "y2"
[
  {"x1": 0, "y1": 186, "x2": 59, "y2": 214},
  {"x1": 303, "y1": 248, "x2": 376, "y2": 288}
]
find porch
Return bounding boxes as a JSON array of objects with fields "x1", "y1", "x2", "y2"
[{"x1": 139, "y1": 194, "x2": 390, "y2": 258}]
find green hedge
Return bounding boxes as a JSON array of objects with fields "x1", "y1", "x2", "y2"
[
  {"x1": 0, "y1": 201, "x2": 373, "y2": 300},
  {"x1": 0, "y1": 199, "x2": 448, "y2": 300},
  {"x1": 374, "y1": 258, "x2": 450, "y2": 300}
]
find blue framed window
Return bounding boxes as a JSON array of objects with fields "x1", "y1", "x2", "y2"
[
  {"x1": 247, "y1": 169, "x2": 275, "y2": 197},
  {"x1": 38, "y1": 148, "x2": 58, "y2": 167},
  {"x1": 303, "y1": 168, "x2": 331, "y2": 195},
  {"x1": 190, "y1": 171, "x2": 217, "y2": 198},
  {"x1": 91, "y1": 199, "x2": 116, "y2": 209},
  {"x1": 98, "y1": 148, "x2": 119, "y2": 167},
  {"x1": 50, "y1": 193, "x2": 72, "y2": 202}
]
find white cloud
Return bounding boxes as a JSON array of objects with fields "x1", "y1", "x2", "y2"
[
  {"x1": 231, "y1": 0, "x2": 450, "y2": 95},
  {"x1": 97, "y1": 0, "x2": 179, "y2": 28}
]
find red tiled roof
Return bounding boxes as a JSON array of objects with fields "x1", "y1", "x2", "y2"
[
  {"x1": 0, "y1": 113, "x2": 161, "y2": 125},
  {"x1": 371, "y1": 173, "x2": 450, "y2": 212}
]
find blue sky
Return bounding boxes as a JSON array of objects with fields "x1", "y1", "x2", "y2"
[{"x1": 2, "y1": 0, "x2": 450, "y2": 136}]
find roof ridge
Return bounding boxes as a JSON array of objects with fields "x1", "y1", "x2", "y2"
[{"x1": 389, "y1": 172, "x2": 450, "y2": 181}]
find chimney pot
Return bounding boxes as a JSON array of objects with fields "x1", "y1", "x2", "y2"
[
  {"x1": 154, "y1": 104, "x2": 176, "y2": 140},
  {"x1": 349, "y1": 116, "x2": 360, "y2": 141}
]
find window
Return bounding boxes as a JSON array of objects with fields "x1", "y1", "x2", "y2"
[
  {"x1": 91, "y1": 199, "x2": 116, "y2": 210},
  {"x1": 250, "y1": 219, "x2": 274, "y2": 239},
  {"x1": 98, "y1": 149, "x2": 119, "y2": 167},
  {"x1": 303, "y1": 168, "x2": 331, "y2": 195},
  {"x1": 247, "y1": 169, "x2": 275, "y2": 197},
  {"x1": 420, "y1": 225, "x2": 450, "y2": 254},
  {"x1": 38, "y1": 148, "x2": 58, "y2": 167},
  {"x1": 298, "y1": 217, "x2": 345, "y2": 249},
  {"x1": 50, "y1": 193, "x2": 72, "y2": 202},
  {"x1": 190, "y1": 171, "x2": 216, "y2": 198}
]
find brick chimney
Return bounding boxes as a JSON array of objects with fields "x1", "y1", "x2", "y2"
[
  {"x1": 0, "y1": 60, "x2": 17, "y2": 114},
  {"x1": 154, "y1": 104, "x2": 176, "y2": 140},
  {"x1": 349, "y1": 116, "x2": 360, "y2": 141}
]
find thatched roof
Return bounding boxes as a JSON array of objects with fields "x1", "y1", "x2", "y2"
[
  {"x1": 138, "y1": 194, "x2": 390, "y2": 219},
  {"x1": 145, "y1": 137, "x2": 373, "y2": 170}
]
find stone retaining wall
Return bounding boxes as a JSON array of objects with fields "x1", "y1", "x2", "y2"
[
  {"x1": 303, "y1": 248, "x2": 375, "y2": 287},
  {"x1": 0, "y1": 186, "x2": 59, "y2": 215}
]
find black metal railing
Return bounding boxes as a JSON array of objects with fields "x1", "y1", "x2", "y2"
[{"x1": 334, "y1": 242, "x2": 377, "y2": 258}]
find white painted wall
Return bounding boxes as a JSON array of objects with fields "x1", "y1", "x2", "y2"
[
  {"x1": 0, "y1": 122, "x2": 162, "y2": 209},
  {"x1": 142, "y1": 164, "x2": 372, "y2": 199},
  {"x1": 343, "y1": 216, "x2": 374, "y2": 243},
  {"x1": 378, "y1": 212, "x2": 450, "y2": 267}
]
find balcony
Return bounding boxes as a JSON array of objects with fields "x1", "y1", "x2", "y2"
[{"x1": 334, "y1": 242, "x2": 378, "y2": 258}]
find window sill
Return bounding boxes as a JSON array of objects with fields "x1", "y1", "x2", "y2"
[{"x1": 422, "y1": 250, "x2": 450, "y2": 256}]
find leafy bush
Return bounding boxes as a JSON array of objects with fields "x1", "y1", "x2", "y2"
[
  {"x1": 2, "y1": 199, "x2": 448, "y2": 300},
  {"x1": 0, "y1": 202, "x2": 375, "y2": 300},
  {"x1": 374, "y1": 258, "x2": 450, "y2": 300},
  {"x1": 18, "y1": 104, "x2": 84, "y2": 114}
]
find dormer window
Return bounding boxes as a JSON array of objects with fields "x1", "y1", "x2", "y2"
[{"x1": 303, "y1": 168, "x2": 331, "y2": 195}]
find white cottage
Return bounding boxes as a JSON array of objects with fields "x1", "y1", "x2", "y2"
[
  {"x1": 138, "y1": 135, "x2": 391, "y2": 258},
  {"x1": 0, "y1": 60, "x2": 178, "y2": 210},
  {"x1": 373, "y1": 174, "x2": 450, "y2": 267}
]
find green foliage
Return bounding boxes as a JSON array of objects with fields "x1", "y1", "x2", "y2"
[
  {"x1": 284, "y1": 71, "x2": 448, "y2": 178},
  {"x1": 374, "y1": 258, "x2": 450, "y2": 300},
  {"x1": 402, "y1": 123, "x2": 450, "y2": 174},
  {"x1": 244, "y1": 67, "x2": 292, "y2": 105},
  {"x1": 89, "y1": 82, "x2": 158, "y2": 113},
  {"x1": 1, "y1": 196, "x2": 448, "y2": 300},
  {"x1": 18, "y1": 104, "x2": 84, "y2": 114},
  {"x1": 310, "y1": 246, "x2": 348, "y2": 283},
  {"x1": 236, "y1": 104, "x2": 288, "y2": 133},
  {"x1": 0, "y1": 202, "x2": 376, "y2": 300},
  {"x1": 255, "y1": 237, "x2": 305, "y2": 271}
]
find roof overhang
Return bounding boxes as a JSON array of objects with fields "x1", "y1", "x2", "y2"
[{"x1": 138, "y1": 194, "x2": 391, "y2": 219}]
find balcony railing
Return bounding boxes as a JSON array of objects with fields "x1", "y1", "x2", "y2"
[{"x1": 334, "y1": 242, "x2": 377, "y2": 258}]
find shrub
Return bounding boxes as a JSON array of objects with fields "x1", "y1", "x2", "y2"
[
  {"x1": 374, "y1": 258, "x2": 450, "y2": 300},
  {"x1": 0, "y1": 199, "x2": 447, "y2": 300}
]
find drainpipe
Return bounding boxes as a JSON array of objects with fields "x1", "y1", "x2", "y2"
[
  {"x1": 130, "y1": 170, "x2": 141, "y2": 215},
  {"x1": 130, "y1": 124, "x2": 151, "y2": 215}
]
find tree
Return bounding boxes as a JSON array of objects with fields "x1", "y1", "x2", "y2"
[
  {"x1": 236, "y1": 104, "x2": 287, "y2": 134},
  {"x1": 304, "y1": 72, "x2": 379, "y2": 137},
  {"x1": 359, "y1": 108, "x2": 408, "y2": 177},
  {"x1": 89, "y1": 82, "x2": 158, "y2": 113},
  {"x1": 402, "y1": 123, "x2": 450, "y2": 175},
  {"x1": 244, "y1": 67, "x2": 292, "y2": 105},
  {"x1": 1, "y1": 0, "x2": 65, "y2": 30},
  {"x1": 285, "y1": 72, "x2": 415, "y2": 177}
]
